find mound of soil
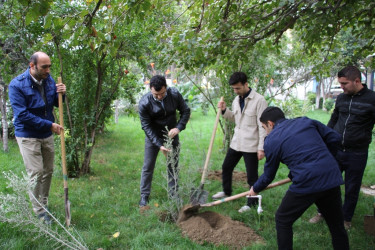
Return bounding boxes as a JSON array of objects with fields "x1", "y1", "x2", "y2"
[
  {"x1": 178, "y1": 210, "x2": 263, "y2": 249},
  {"x1": 207, "y1": 170, "x2": 247, "y2": 182}
]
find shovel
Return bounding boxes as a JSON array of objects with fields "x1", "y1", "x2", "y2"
[
  {"x1": 58, "y1": 77, "x2": 71, "y2": 226},
  {"x1": 182, "y1": 178, "x2": 291, "y2": 217},
  {"x1": 190, "y1": 96, "x2": 224, "y2": 205}
]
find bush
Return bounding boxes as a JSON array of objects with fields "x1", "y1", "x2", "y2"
[
  {"x1": 272, "y1": 96, "x2": 310, "y2": 118},
  {"x1": 324, "y1": 98, "x2": 335, "y2": 112},
  {"x1": 307, "y1": 92, "x2": 316, "y2": 106},
  {"x1": 306, "y1": 92, "x2": 323, "y2": 109}
]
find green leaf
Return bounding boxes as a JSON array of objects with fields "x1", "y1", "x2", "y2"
[
  {"x1": 42, "y1": 33, "x2": 53, "y2": 44},
  {"x1": 44, "y1": 14, "x2": 53, "y2": 29},
  {"x1": 25, "y1": 11, "x2": 36, "y2": 26}
]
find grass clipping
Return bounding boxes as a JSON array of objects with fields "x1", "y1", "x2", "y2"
[{"x1": 0, "y1": 171, "x2": 87, "y2": 250}]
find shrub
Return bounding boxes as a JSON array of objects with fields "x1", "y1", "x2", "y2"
[{"x1": 324, "y1": 98, "x2": 335, "y2": 112}]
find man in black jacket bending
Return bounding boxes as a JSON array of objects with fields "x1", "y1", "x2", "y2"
[
  {"x1": 310, "y1": 65, "x2": 375, "y2": 229},
  {"x1": 138, "y1": 75, "x2": 190, "y2": 207}
]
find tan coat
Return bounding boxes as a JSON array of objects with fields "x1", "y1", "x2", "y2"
[{"x1": 222, "y1": 89, "x2": 267, "y2": 153}]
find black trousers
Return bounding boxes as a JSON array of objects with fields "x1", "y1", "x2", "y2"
[
  {"x1": 336, "y1": 149, "x2": 368, "y2": 222},
  {"x1": 276, "y1": 187, "x2": 349, "y2": 250},
  {"x1": 222, "y1": 147, "x2": 258, "y2": 196}
]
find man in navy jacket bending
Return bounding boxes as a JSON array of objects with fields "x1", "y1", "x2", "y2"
[{"x1": 248, "y1": 107, "x2": 348, "y2": 250}]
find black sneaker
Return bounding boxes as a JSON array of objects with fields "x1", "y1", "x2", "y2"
[
  {"x1": 37, "y1": 212, "x2": 53, "y2": 225},
  {"x1": 139, "y1": 195, "x2": 149, "y2": 207}
]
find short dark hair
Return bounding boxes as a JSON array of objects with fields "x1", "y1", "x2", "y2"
[
  {"x1": 260, "y1": 106, "x2": 285, "y2": 124},
  {"x1": 338, "y1": 66, "x2": 361, "y2": 82},
  {"x1": 229, "y1": 72, "x2": 247, "y2": 85},
  {"x1": 30, "y1": 53, "x2": 39, "y2": 66},
  {"x1": 149, "y1": 75, "x2": 167, "y2": 91}
]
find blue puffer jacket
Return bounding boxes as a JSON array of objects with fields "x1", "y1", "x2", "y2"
[{"x1": 8, "y1": 68, "x2": 59, "y2": 138}]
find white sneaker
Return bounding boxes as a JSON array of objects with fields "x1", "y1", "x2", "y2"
[
  {"x1": 238, "y1": 205, "x2": 251, "y2": 213},
  {"x1": 212, "y1": 191, "x2": 228, "y2": 200}
]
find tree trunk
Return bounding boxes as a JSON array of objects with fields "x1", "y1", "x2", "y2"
[
  {"x1": 315, "y1": 80, "x2": 321, "y2": 110},
  {"x1": 0, "y1": 84, "x2": 8, "y2": 152},
  {"x1": 80, "y1": 129, "x2": 96, "y2": 175},
  {"x1": 114, "y1": 99, "x2": 120, "y2": 123},
  {"x1": 321, "y1": 78, "x2": 327, "y2": 110}
]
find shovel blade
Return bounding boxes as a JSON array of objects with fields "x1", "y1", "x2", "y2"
[{"x1": 190, "y1": 188, "x2": 209, "y2": 205}]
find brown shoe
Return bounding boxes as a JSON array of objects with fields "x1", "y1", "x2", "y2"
[
  {"x1": 309, "y1": 213, "x2": 324, "y2": 223},
  {"x1": 344, "y1": 221, "x2": 351, "y2": 230}
]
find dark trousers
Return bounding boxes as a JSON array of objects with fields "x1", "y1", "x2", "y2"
[
  {"x1": 336, "y1": 149, "x2": 368, "y2": 222},
  {"x1": 140, "y1": 137, "x2": 180, "y2": 197},
  {"x1": 222, "y1": 148, "x2": 258, "y2": 196},
  {"x1": 276, "y1": 187, "x2": 349, "y2": 250}
]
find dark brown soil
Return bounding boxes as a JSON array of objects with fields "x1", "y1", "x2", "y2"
[
  {"x1": 139, "y1": 205, "x2": 150, "y2": 214},
  {"x1": 207, "y1": 170, "x2": 247, "y2": 183},
  {"x1": 178, "y1": 210, "x2": 264, "y2": 249}
]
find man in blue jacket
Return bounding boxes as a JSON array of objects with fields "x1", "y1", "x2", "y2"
[
  {"x1": 9, "y1": 51, "x2": 66, "y2": 224},
  {"x1": 138, "y1": 75, "x2": 190, "y2": 207},
  {"x1": 248, "y1": 107, "x2": 348, "y2": 250}
]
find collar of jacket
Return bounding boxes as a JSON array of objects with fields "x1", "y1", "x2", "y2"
[{"x1": 355, "y1": 84, "x2": 368, "y2": 96}]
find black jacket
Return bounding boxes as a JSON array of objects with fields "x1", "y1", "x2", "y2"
[
  {"x1": 328, "y1": 84, "x2": 375, "y2": 151},
  {"x1": 138, "y1": 87, "x2": 191, "y2": 147}
]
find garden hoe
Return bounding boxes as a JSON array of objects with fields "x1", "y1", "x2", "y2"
[
  {"x1": 190, "y1": 97, "x2": 224, "y2": 205},
  {"x1": 180, "y1": 178, "x2": 291, "y2": 222},
  {"x1": 58, "y1": 77, "x2": 71, "y2": 227}
]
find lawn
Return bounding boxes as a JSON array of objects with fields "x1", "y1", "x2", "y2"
[{"x1": 1, "y1": 109, "x2": 375, "y2": 249}]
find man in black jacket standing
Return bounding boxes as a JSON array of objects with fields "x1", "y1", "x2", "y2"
[
  {"x1": 310, "y1": 65, "x2": 375, "y2": 229},
  {"x1": 138, "y1": 75, "x2": 190, "y2": 207}
]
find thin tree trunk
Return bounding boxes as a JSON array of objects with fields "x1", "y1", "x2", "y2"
[
  {"x1": 0, "y1": 84, "x2": 9, "y2": 152},
  {"x1": 54, "y1": 38, "x2": 80, "y2": 175},
  {"x1": 315, "y1": 79, "x2": 321, "y2": 110},
  {"x1": 114, "y1": 99, "x2": 120, "y2": 123}
]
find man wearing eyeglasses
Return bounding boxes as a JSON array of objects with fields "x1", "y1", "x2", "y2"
[
  {"x1": 9, "y1": 51, "x2": 66, "y2": 224},
  {"x1": 138, "y1": 75, "x2": 190, "y2": 207}
]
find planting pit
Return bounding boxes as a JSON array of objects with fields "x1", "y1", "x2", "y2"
[
  {"x1": 207, "y1": 170, "x2": 247, "y2": 183},
  {"x1": 178, "y1": 209, "x2": 263, "y2": 248}
]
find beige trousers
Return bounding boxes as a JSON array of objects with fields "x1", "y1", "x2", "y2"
[{"x1": 16, "y1": 135, "x2": 55, "y2": 215}]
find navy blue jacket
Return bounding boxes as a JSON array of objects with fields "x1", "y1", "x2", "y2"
[
  {"x1": 253, "y1": 117, "x2": 344, "y2": 194},
  {"x1": 9, "y1": 68, "x2": 59, "y2": 138},
  {"x1": 138, "y1": 87, "x2": 190, "y2": 147}
]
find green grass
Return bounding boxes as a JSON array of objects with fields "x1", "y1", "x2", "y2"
[{"x1": 1, "y1": 110, "x2": 375, "y2": 249}]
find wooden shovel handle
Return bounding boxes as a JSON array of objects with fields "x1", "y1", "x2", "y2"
[
  {"x1": 200, "y1": 96, "x2": 224, "y2": 185},
  {"x1": 58, "y1": 77, "x2": 68, "y2": 189},
  {"x1": 201, "y1": 178, "x2": 291, "y2": 207}
]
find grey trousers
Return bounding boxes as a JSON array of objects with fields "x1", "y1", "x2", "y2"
[
  {"x1": 16, "y1": 136, "x2": 55, "y2": 215},
  {"x1": 140, "y1": 137, "x2": 180, "y2": 198}
]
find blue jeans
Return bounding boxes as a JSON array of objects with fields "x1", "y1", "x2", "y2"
[
  {"x1": 276, "y1": 187, "x2": 348, "y2": 250},
  {"x1": 140, "y1": 137, "x2": 180, "y2": 198},
  {"x1": 336, "y1": 149, "x2": 368, "y2": 222}
]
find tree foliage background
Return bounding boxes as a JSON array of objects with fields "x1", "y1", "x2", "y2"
[{"x1": 1, "y1": 0, "x2": 374, "y2": 175}]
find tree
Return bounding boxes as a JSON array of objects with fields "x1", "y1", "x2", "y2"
[{"x1": 0, "y1": 0, "x2": 160, "y2": 175}]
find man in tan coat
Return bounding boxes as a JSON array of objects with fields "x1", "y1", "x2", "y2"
[{"x1": 212, "y1": 72, "x2": 268, "y2": 212}]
